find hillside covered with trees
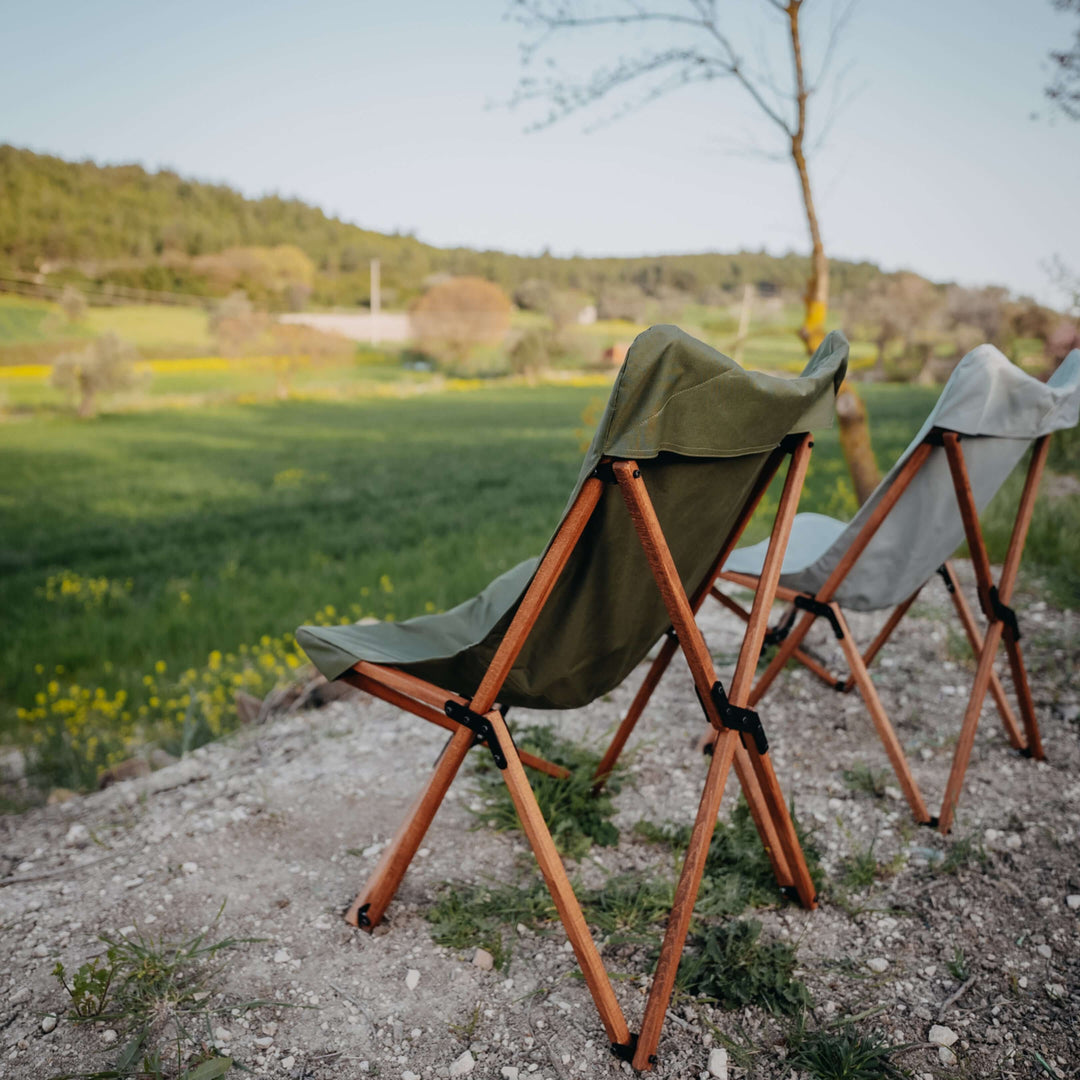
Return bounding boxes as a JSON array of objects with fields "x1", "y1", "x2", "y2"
[{"x1": 1, "y1": 144, "x2": 890, "y2": 309}]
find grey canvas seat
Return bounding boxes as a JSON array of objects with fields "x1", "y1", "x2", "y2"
[
  {"x1": 725, "y1": 345, "x2": 1080, "y2": 608},
  {"x1": 293, "y1": 324, "x2": 847, "y2": 1069},
  {"x1": 715, "y1": 344, "x2": 1080, "y2": 834}
]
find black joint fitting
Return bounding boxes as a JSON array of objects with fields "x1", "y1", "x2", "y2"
[
  {"x1": 356, "y1": 902, "x2": 371, "y2": 928},
  {"x1": 696, "y1": 681, "x2": 769, "y2": 754},
  {"x1": 833, "y1": 679, "x2": 849, "y2": 693},
  {"x1": 591, "y1": 461, "x2": 617, "y2": 484},
  {"x1": 988, "y1": 585, "x2": 1021, "y2": 641},
  {"x1": 936, "y1": 564, "x2": 956, "y2": 594},
  {"x1": 920, "y1": 815, "x2": 940, "y2": 829},
  {"x1": 1019, "y1": 746, "x2": 1033, "y2": 759},
  {"x1": 444, "y1": 699, "x2": 509, "y2": 769},
  {"x1": 793, "y1": 594, "x2": 844, "y2": 639},
  {"x1": 610, "y1": 1033, "x2": 640, "y2": 1063}
]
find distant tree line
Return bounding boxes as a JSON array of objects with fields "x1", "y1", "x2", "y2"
[{"x1": 2, "y1": 144, "x2": 890, "y2": 310}]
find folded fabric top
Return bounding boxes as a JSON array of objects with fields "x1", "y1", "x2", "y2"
[
  {"x1": 298, "y1": 324, "x2": 849, "y2": 708},
  {"x1": 725, "y1": 345, "x2": 1080, "y2": 611}
]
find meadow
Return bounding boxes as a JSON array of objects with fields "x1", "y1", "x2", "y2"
[{"x1": 1, "y1": 293, "x2": 1076, "y2": 795}]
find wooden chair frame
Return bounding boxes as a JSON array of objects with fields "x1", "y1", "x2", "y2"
[
  {"x1": 704, "y1": 429, "x2": 1051, "y2": 835},
  {"x1": 338, "y1": 435, "x2": 819, "y2": 1071}
]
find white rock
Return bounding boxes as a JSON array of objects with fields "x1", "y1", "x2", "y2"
[
  {"x1": 1046, "y1": 982, "x2": 1067, "y2": 999},
  {"x1": 405, "y1": 968, "x2": 421, "y2": 990},
  {"x1": 473, "y1": 948, "x2": 494, "y2": 970},
  {"x1": 449, "y1": 1050, "x2": 476, "y2": 1077},
  {"x1": 40, "y1": 1015, "x2": 57, "y2": 1033},
  {"x1": 938, "y1": 1046, "x2": 957, "y2": 1066},
  {"x1": 501, "y1": 1069, "x2": 519, "y2": 1080},
  {"x1": 254, "y1": 1036, "x2": 274, "y2": 1048},
  {"x1": 1066, "y1": 894, "x2": 1080, "y2": 910},
  {"x1": 884, "y1": 785, "x2": 903, "y2": 802},
  {"x1": 102, "y1": 1029, "x2": 118, "y2": 1045},
  {"x1": 181, "y1": 862, "x2": 198, "y2": 875},
  {"x1": 281, "y1": 1056, "x2": 296, "y2": 1069},
  {"x1": 1004, "y1": 833, "x2": 1022, "y2": 850},
  {"x1": 273, "y1": 948, "x2": 291, "y2": 964},
  {"x1": 10, "y1": 987, "x2": 30, "y2": 1006},
  {"x1": 866, "y1": 957, "x2": 889, "y2": 973},
  {"x1": 928, "y1": 1025, "x2": 958, "y2": 1047},
  {"x1": 213, "y1": 1027, "x2": 232, "y2": 1043},
  {"x1": 403, "y1": 1072, "x2": 421, "y2": 1080},
  {"x1": 1036, "y1": 943, "x2": 1052, "y2": 959},
  {"x1": 708, "y1": 1046, "x2": 729, "y2": 1079},
  {"x1": 64, "y1": 823, "x2": 90, "y2": 848}
]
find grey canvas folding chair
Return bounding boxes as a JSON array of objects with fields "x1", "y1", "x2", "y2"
[
  {"x1": 706, "y1": 345, "x2": 1080, "y2": 835},
  {"x1": 296, "y1": 325, "x2": 848, "y2": 1070}
]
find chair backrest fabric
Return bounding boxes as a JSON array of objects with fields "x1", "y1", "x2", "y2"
[
  {"x1": 297, "y1": 326, "x2": 848, "y2": 709},
  {"x1": 779, "y1": 346, "x2": 1080, "y2": 611}
]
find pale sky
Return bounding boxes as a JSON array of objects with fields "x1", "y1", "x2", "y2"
[{"x1": 2, "y1": 1, "x2": 1078, "y2": 305}]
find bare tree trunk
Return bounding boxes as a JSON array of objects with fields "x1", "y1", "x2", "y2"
[
  {"x1": 77, "y1": 371, "x2": 96, "y2": 419},
  {"x1": 835, "y1": 385, "x2": 880, "y2": 505},
  {"x1": 786, "y1": 1, "x2": 829, "y2": 356},
  {"x1": 786, "y1": 2, "x2": 877, "y2": 500}
]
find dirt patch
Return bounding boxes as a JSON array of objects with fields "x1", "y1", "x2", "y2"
[{"x1": 1, "y1": 560, "x2": 1077, "y2": 1079}]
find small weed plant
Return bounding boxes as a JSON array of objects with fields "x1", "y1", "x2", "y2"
[
  {"x1": 788, "y1": 1023, "x2": 908, "y2": 1080},
  {"x1": 468, "y1": 726, "x2": 621, "y2": 858},
  {"x1": 676, "y1": 918, "x2": 811, "y2": 1016},
  {"x1": 636, "y1": 798, "x2": 822, "y2": 916},
  {"x1": 426, "y1": 877, "x2": 555, "y2": 969},
  {"x1": 842, "y1": 763, "x2": 889, "y2": 800},
  {"x1": 51, "y1": 910, "x2": 265, "y2": 1079},
  {"x1": 939, "y1": 833, "x2": 988, "y2": 875}
]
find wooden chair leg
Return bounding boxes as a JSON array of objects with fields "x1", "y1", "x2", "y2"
[
  {"x1": 345, "y1": 724, "x2": 475, "y2": 929},
  {"x1": 591, "y1": 634, "x2": 678, "y2": 791},
  {"x1": 749, "y1": 610, "x2": 817, "y2": 707},
  {"x1": 832, "y1": 605, "x2": 932, "y2": 825},
  {"x1": 731, "y1": 744, "x2": 794, "y2": 888},
  {"x1": 944, "y1": 570, "x2": 1026, "y2": 752},
  {"x1": 939, "y1": 434, "x2": 1051, "y2": 833},
  {"x1": 633, "y1": 730, "x2": 741, "y2": 1071},
  {"x1": 485, "y1": 710, "x2": 632, "y2": 1050},
  {"x1": 938, "y1": 621, "x2": 1004, "y2": 834},
  {"x1": 1002, "y1": 633, "x2": 1044, "y2": 760}
]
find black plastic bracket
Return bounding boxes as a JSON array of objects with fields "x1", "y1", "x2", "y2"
[
  {"x1": 591, "y1": 460, "x2": 640, "y2": 484},
  {"x1": 355, "y1": 902, "x2": 371, "y2": 928},
  {"x1": 919, "y1": 815, "x2": 941, "y2": 829},
  {"x1": 988, "y1": 585, "x2": 1021, "y2": 641},
  {"x1": 793, "y1": 594, "x2": 844, "y2": 639},
  {"x1": 697, "y1": 681, "x2": 769, "y2": 754},
  {"x1": 611, "y1": 1033, "x2": 651, "y2": 1065},
  {"x1": 444, "y1": 700, "x2": 508, "y2": 769},
  {"x1": 924, "y1": 427, "x2": 957, "y2": 447},
  {"x1": 591, "y1": 460, "x2": 617, "y2": 484},
  {"x1": 762, "y1": 606, "x2": 797, "y2": 649},
  {"x1": 936, "y1": 564, "x2": 956, "y2": 594},
  {"x1": 779, "y1": 432, "x2": 813, "y2": 453}
]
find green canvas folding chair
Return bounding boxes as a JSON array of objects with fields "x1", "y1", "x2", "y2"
[
  {"x1": 296, "y1": 325, "x2": 848, "y2": 1070},
  {"x1": 706, "y1": 345, "x2": 1080, "y2": 834}
]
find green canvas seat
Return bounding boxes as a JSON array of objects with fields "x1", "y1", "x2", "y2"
[{"x1": 298, "y1": 324, "x2": 848, "y2": 708}]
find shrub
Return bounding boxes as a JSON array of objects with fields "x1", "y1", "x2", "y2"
[
  {"x1": 51, "y1": 331, "x2": 138, "y2": 417},
  {"x1": 412, "y1": 276, "x2": 511, "y2": 370}
]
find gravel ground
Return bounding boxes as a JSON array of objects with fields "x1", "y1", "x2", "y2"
[{"x1": 1, "y1": 560, "x2": 1077, "y2": 1080}]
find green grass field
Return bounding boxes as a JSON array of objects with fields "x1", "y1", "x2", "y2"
[{"x1": 2, "y1": 348, "x2": 1077, "y2": 793}]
